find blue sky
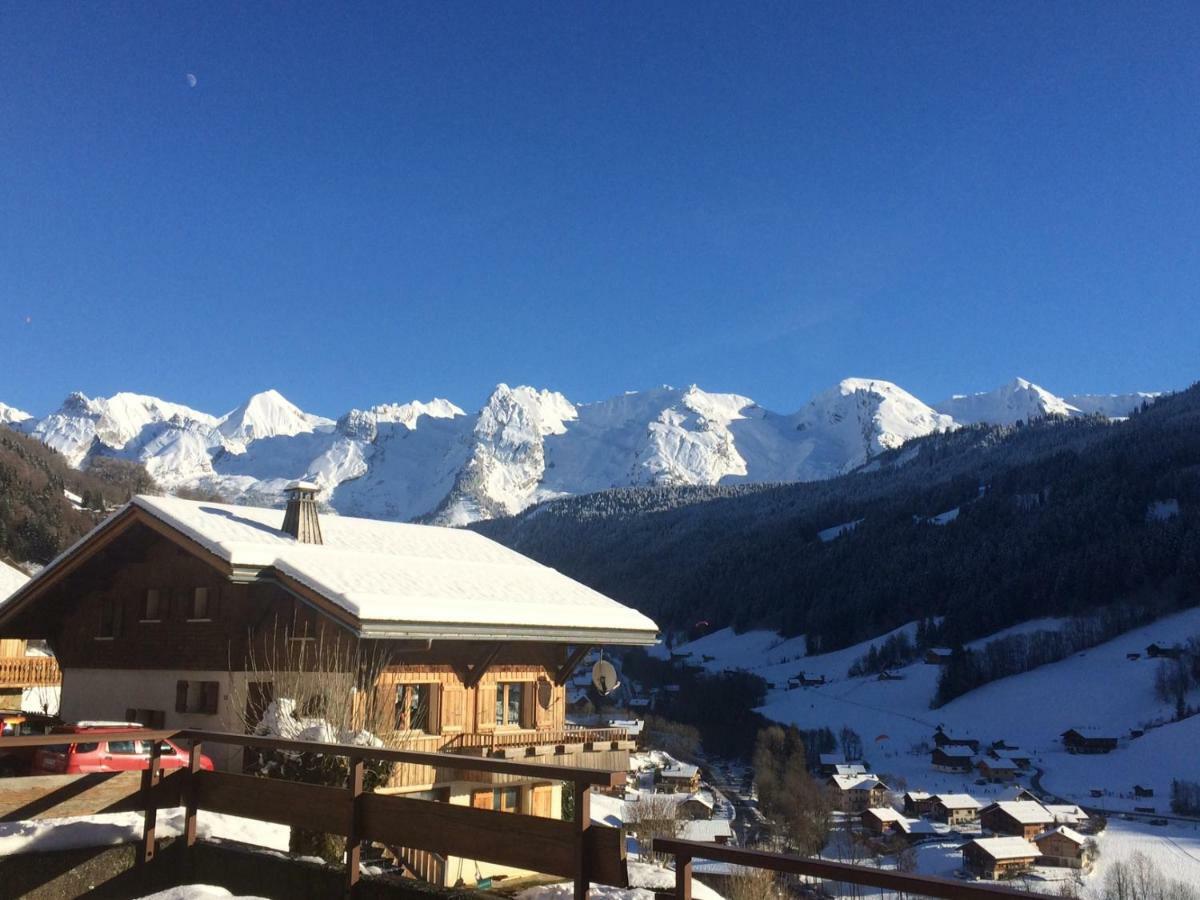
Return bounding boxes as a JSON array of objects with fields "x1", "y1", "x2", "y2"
[{"x1": 2, "y1": 2, "x2": 1197, "y2": 417}]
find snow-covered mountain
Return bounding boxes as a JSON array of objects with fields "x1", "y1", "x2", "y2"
[{"x1": 2, "y1": 377, "x2": 1162, "y2": 524}]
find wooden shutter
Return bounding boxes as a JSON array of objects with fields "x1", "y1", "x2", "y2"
[
  {"x1": 477, "y1": 684, "x2": 496, "y2": 729},
  {"x1": 534, "y1": 680, "x2": 552, "y2": 729},
  {"x1": 441, "y1": 686, "x2": 464, "y2": 731},
  {"x1": 150, "y1": 710, "x2": 166, "y2": 729},
  {"x1": 426, "y1": 684, "x2": 441, "y2": 735},
  {"x1": 531, "y1": 783, "x2": 554, "y2": 818},
  {"x1": 471, "y1": 789, "x2": 493, "y2": 810},
  {"x1": 112, "y1": 598, "x2": 124, "y2": 637},
  {"x1": 125, "y1": 707, "x2": 137, "y2": 722},
  {"x1": 175, "y1": 681, "x2": 189, "y2": 713},
  {"x1": 202, "y1": 682, "x2": 220, "y2": 715}
]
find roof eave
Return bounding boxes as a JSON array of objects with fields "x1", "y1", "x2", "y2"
[{"x1": 356, "y1": 619, "x2": 660, "y2": 646}]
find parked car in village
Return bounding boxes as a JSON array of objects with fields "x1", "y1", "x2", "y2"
[
  {"x1": 0, "y1": 710, "x2": 63, "y2": 776},
  {"x1": 30, "y1": 723, "x2": 214, "y2": 775}
]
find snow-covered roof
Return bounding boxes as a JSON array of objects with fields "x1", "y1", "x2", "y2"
[
  {"x1": 3, "y1": 496, "x2": 659, "y2": 644},
  {"x1": 831, "y1": 774, "x2": 885, "y2": 792},
  {"x1": 662, "y1": 762, "x2": 700, "y2": 779},
  {"x1": 679, "y1": 819, "x2": 733, "y2": 842},
  {"x1": 934, "y1": 794, "x2": 981, "y2": 810},
  {"x1": 1045, "y1": 804, "x2": 1087, "y2": 824},
  {"x1": 988, "y1": 801, "x2": 1054, "y2": 824},
  {"x1": 833, "y1": 763, "x2": 868, "y2": 776},
  {"x1": 968, "y1": 837, "x2": 1041, "y2": 861},
  {"x1": 904, "y1": 791, "x2": 932, "y2": 801},
  {"x1": 935, "y1": 745, "x2": 975, "y2": 758},
  {"x1": 0, "y1": 561, "x2": 28, "y2": 604},
  {"x1": 1035, "y1": 826, "x2": 1086, "y2": 845},
  {"x1": 864, "y1": 807, "x2": 905, "y2": 822}
]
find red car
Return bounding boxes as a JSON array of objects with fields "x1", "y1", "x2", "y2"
[{"x1": 31, "y1": 722, "x2": 214, "y2": 774}]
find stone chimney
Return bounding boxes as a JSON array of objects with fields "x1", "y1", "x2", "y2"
[{"x1": 281, "y1": 481, "x2": 323, "y2": 544}]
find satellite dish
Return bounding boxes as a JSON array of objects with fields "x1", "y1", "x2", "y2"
[{"x1": 592, "y1": 659, "x2": 620, "y2": 695}]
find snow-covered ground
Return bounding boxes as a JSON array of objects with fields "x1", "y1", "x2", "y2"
[
  {"x1": 135, "y1": 888, "x2": 269, "y2": 900},
  {"x1": 0, "y1": 807, "x2": 290, "y2": 857}
]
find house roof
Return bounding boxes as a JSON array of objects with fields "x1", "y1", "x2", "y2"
[
  {"x1": 1045, "y1": 804, "x2": 1087, "y2": 823},
  {"x1": 987, "y1": 801, "x2": 1054, "y2": 824},
  {"x1": 0, "y1": 560, "x2": 28, "y2": 603},
  {"x1": 968, "y1": 837, "x2": 1041, "y2": 861},
  {"x1": 833, "y1": 764, "x2": 868, "y2": 776},
  {"x1": 0, "y1": 495, "x2": 660, "y2": 645},
  {"x1": 935, "y1": 746, "x2": 975, "y2": 758},
  {"x1": 864, "y1": 807, "x2": 905, "y2": 822},
  {"x1": 1035, "y1": 826, "x2": 1086, "y2": 846},
  {"x1": 934, "y1": 794, "x2": 981, "y2": 810},
  {"x1": 662, "y1": 763, "x2": 700, "y2": 779},
  {"x1": 904, "y1": 791, "x2": 932, "y2": 801},
  {"x1": 831, "y1": 774, "x2": 885, "y2": 792},
  {"x1": 679, "y1": 819, "x2": 733, "y2": 842}
]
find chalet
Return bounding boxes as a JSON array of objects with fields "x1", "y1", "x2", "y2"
[
  {"x1": 0, "y1": 490, "x2": 659, "y2": 889},
  {"x1": 932, "y1": 794, "x2": 981, "y2": 826},
  {"x1": 861, "y1": 806, "x2": 905, "y2": 835},
  {"x1": 792, "y1": 672, "x2": 826, "y2": 687},
  {"x1": 660, "y1": 762, "x2": 701, "y2": 793},
  {"x1": 976, "y1": 757, "x2": 1019, "y2": 781},
  {"x1": 679, "y1": 818, "x2": 732, "y2": 845},
  {"x1": 1061, "y1": 729, "x2": 1118, "y2": 754},
  {"x1": 1146, "y1": 643, "x2": 1184, "y2": 660},
  {"x1": 1034, "y1": 826, "x2": 1092, "y2": 869},
  {"x1": 962, "y1": 837, "x2": 1041, "y2": 880},
  {"x1": 1000, "y1": 786, "x2": 1041, "y2": 803},
  {"x1": 1044, "y1": 804, "x2": 1088, "y2": 826},
  {"x1": 0, "y1": 560, "x2": 61, "y2": 711},
  {"x1": 903, "y1": 790, "x2": 935, "y2": 817},
  {"x1": 989, "y1": 748, "x2": 1031, "y2": 770},
  {"x1": 980, "y1": 801, "x2": 1055, "y2": 841},
  {"x1": 932, "y1": 726, "x2": 979, "y2": 752},
  {"x1": 924, "y1": 648, "x2": 953, "y2": 665},
  {"x1": 931, "y1": 746, "x2": 975, "y2": 773},
  {"x1": 676, "y1": 791, "x2": 715, "y2": 820},
  {"x1": 829, "y1": 774, "x2": 889, "y2": 811}
]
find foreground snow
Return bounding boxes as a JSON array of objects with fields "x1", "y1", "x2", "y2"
[
  {"x1": 517, "y1": 861, "x2": 725, "y2": 900},
  {"x1": 0, "y1": 808, "x2": 290, "y2": 857},
  {"x1": 136, "y1": 887, "x2": 269, "y2": 900}
]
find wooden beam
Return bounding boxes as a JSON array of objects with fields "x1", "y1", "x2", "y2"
[
  {"x1": 139, "y1": 738, "x2": 162, "y2": 865},
  {"x1": 555, "y1": 645, "x2": 592, "y2": 686},
  {"x1": 461, "y1": 642, "x2": 505, "y2": 689},
  {"x1": 184, "y1": 741, "x2": 202, "y2": 848},
  {"x1": 574, "y1": 779, "x2": 592, "y2": 900},
  {"x1": 345, "y1": 755, "x2": 364, "y2": 897}
]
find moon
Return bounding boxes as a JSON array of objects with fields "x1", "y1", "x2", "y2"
[{"x1": 186, "y1": 73, "x2": 197, "y2": 88}]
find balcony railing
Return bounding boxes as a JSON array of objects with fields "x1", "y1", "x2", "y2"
[
  {"x1": 653, "y1": 837, "x2": 1047, "y2": 900},
  {"x1": 447, "y1": 726, "x2": 635, "y2": 756},
  {"x1": 0, "y1": 655, "x2": 61, "y2": 689}
]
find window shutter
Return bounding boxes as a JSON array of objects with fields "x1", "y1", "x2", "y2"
[
  {"x1": 202, "y1": 682, "x2": 220, "y2": 715},
  {"x1": 175, "y1": 680, "x2": 189, "y2": 713},
  {"x1": 441, "y1": 687, "x2": 464, "y2": 730},
  {"x1": 150, "y1": 710, "x2": 166, "y2": 729},
  {"x1": 125, "y1": 707, "x2": 137, "y2": 722},
  {"x1": 477, "y1": 684, "x2": 496, "y2": 729},
  {"x1": 472, "y1": 789, "x2": 493, "y2": 810},
  {"x1": 534, "y1": 681, "x2": 552, "y2": 728},
  {"x1": 209, "y1": 586, "x2": 219, "y2": 620},
  {"x1": 112, "y1": 599, "x2": 124, "y2": 637},
  {"x1": 427, "y1": 683, "x2": 442, "y2": 735}
]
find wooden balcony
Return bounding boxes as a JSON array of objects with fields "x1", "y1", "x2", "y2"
[{"x1": 0, "y1": 656, "x2": 61, "y2": 689}]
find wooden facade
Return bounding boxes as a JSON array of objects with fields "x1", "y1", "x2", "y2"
[{"x1": 962, "y1": 841, "x2": 1039, "y2": 880}]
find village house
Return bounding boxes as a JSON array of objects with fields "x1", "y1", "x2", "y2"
[
  {"x1": 659, "y1": 761, "x2": 701, "y2": 793},
  {"x1": 1044, "y1": 804, "x2": 1088, "y2": 827},
  {"x1": 833, "y1": 763, "x2": 868, "y2": 777},
  {"x1": 980, "y1": 801, "x2": 1055, "y2": 841},
  {"x1": 932, "y1": 726, "x2": 980, "y2": 752},
  {"x1": 679, "y1": 819, "x2": 732, "y2": 845},
  {"x1": 675, "y1": 791, "x2": 715, "y2": 820},
  {"x1": 931, "y1": 745, "x2": 975, "y2": 773},
  {"x1": 0, "y1": 490, "x2": 659, "y2": 889},
  {"x1": 962, "y1": 837, "x2": 1041, "y2": 880},
  {"x1": 989, "y1": 747, "x2": 1031, "y2": 770},
  {"x1": 0, "y1": 561, "x2": 62, "y2": 713},
  {"x1": 829, "y1": 773, "x2": 889, "y2": 811},
  {"x1": 903, "y1": 790, "x2": 935, "y2": 817},
  {"x1": 861, "y1": 806, "x2": 906, "y2": 835},
  {"x1": 1146, "y1": 643, "x2": 1184, "y2": 660},
  {"x1": 932, "y1": 793, "x2": 981, "y2": 826},
  {"x1": 924, "y1": 647, "x2": 953, "y2": 665},
  {"x1": 976, "y1": 757, "x2": 1019, "y2": 781},
  {"x1": 1034, "y1": 826, "x2": 1093, "y2": 869},
  {"x1": 1061, "y1": 729, "x2": 1118, "y2": 754}
]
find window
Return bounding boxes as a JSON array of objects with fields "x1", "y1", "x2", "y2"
[
  {"x1": 142, "y1": 589, "x2": 161, "y2": 621},
  {"x1": 189, "y1": 587, "x2": 210, "y2": 620},
  {"x1": 495, "y1": 682, "x2": 525, "y2": 727},
  {"x1": 97, "y1": 598, "x2": 118, "y2": 639},
  {"x1": 175, "y1": 680, "x2": 220, "y2": 715},
  {"x1": 395, "y1": 683, "x2": 435, "y2": 733},
  {"x1": 493, "y1": 787, "x2": 521, "y2": 813}
]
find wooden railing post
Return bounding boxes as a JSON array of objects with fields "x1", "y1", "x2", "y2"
[
  {"x1": 184, "y1": 740, "x2": 203, "y2": 848},
  {"x1": 675, "y1": 853, "x2": 692, "y2": 900},
  {"x1": 345, "y1": 754, "x2": 364, "y2": 898},
  {"x1": 140, "y1": 737, "x2": 163, "y2": 864},
  {"x1": 573, "y1": 778, "x2": 591, "y2": 900}
]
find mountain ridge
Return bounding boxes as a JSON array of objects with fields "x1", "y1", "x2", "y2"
[{"x1": 2, "y1": 377, "x2": 1165, "y2": 525}]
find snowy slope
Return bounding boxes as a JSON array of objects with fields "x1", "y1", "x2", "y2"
[
  {"x1": 0, "y1": 402, "x2": 31, "y2": 426},
  {"x1": 670, "y1": 608, "x2": 1200, "y2": 812},
  {"x1": 1066, "y1": 391, "x2": 1161, "y2": 418},
  {"x1": 0, "y1": 375, "x2": 1167, "y2": 524}
]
